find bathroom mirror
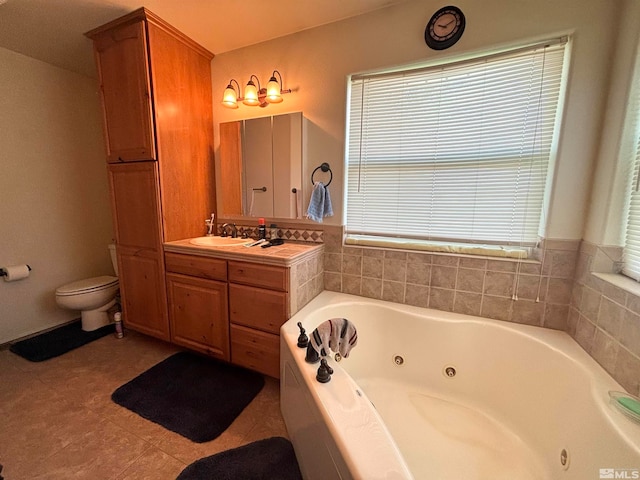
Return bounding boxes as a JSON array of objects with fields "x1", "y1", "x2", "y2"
[{"x1": 219, "y1": 112, "x2": 303, "y2": 218}]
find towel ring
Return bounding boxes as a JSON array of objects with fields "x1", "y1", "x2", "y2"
[{"x1": 311, "y1": 162, "x2": 332, "y2": 187}]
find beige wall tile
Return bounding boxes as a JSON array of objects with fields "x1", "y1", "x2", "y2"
[
  {"x1": 324, "y1": 253, "x2": 341, "y2": 272},
  {"x1": 429, "y1": 287, "x2": 454, "y2": 312},
  {"x1": 385, "y1": 250, "x2": 407, "y2": 261},
  {"x1": 571, "y1": 283, "x2": 583, "y2": 308},
  {"x1": 511, "y1": 299, "x2": 543, "y2": 326},
  {"x1": 456, "y1": 268, "x2": 484, "y2": 293},
  {"x1": 598, "y1": 297, "x2": 624, "y2": 337},
  {"x1": 343, "y1": 246, "x2": 363, "y2": 256},
  {"x1": 406, "y1": 262, "x2": 431, "y2": 286},
  {"x1": 481, "y1": 295, "x2": 512, "y2": 321},
  {"x1": 627, "y1": 294, "x2": 640, "y2": 315},
  {"x1": 486, "y1": 259, "x2": 517, "y2": 272},
  {"x1": 543, "y1": 303, "x2": 569, "y2": 330},
  {"x1": 324, "y1": 272, "x2": 341, "y2": 291},
  {"x1": 383, "y1": 259, "x2": 407, "y2": 282},
  {"x1": 432, "y1": 255, "x2": 459, "y2": 266},
  {"x1": 405, "y1": 284, "x2": 429, "y2": 308},
  {"x1": 549, "y1": 251, "x2": 577, "y2": 278},
  {"x1": 459, "y1": 257, "x2": 487, "y2": 269},
  {"x1": 483, "y1": 271, "x2": 515, "y2": 298},
  {"x1": 614, "y1": 347, "x2": 640, "y2": 396},
  {"x1": 342, "y1": 275, "x2": 362, "y2": 296},
  {"x1": 591, "y1": 328, "x2": 619, "y2": 376},
  {"x1": 361, "y1": 277, "x2": 383, "y2": 299},
  {"x1": 363, "y1": 256, "x2": 383, "y2": 278},
  {"x1": 621, "y1": 309, "x2": 640, "y2": 357},
  {"x1": 580, "y1": 286, "x2": 601, "y2": 322},
  {"x1": 574, "y1": 315, "x2": 596, "y2": 353},
  {"x1": 431, "y1": 266, "x2": 456, "y2": 289},
  {"x1": 567, "y1": 307, "x2": 580, "y2": 336},
  {"x1": 453, "y1": 292, "x2": 482, "y2": 316},
  {"x1": 342, "y1": 254, "x2": 362, "y2": 275},
  {"x1": 382, "y1": 280, "x2": 404, "y2": 303},
  {"x1": 515, "y1": 274, "x2": 546, "y2": 302},
  {"x1": 602, "y1": 282, "x2": 627, "y2": 306},
  {"x1": 363, "y1": 248, "x2": 384, "y2": 258},
  {"x1": 407, "y1": 252, "x2": 432, "y2": 264},
  {"x1": 546, "y1": 278, "x2": 573, "y2": 304},
  {"x1": 519, "y1": 262, "x2": 542, "y2": 275}
]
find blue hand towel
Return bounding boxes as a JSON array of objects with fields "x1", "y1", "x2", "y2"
[{"x1": 307, "y1": 182, "x2": 333, "y2": 222}]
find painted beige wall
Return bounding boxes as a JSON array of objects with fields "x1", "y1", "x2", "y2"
[
  {"x1": 583, "y1": 0, "x2": 640, "y2": 246},
  {"x1": 0, "y1": 47, "x2": 113, "y2": 344},
  {"x1": 212, "y1": 0, "x2": 616, "y2": 240}
]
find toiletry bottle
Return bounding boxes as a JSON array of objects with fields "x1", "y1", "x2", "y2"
[
  {"x1": 258, "y1": 218, "x2": 266, "y2": 240},
  {"x1": 114, "y1": 312, "x2": 123, "y2": 338},
  {"x1": 270, "y1": 223, "x2": 278, "y2": 240}
]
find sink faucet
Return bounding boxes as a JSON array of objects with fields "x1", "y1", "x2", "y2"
[{"x1": 221, "y1": 223, "x2": 237, "y2": 238}]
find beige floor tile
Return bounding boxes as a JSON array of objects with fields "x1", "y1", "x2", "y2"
[{"x1": 0, "y1": 331, "x2": 287, "y2": 478}]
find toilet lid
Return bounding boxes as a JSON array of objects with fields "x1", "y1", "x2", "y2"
[{"x1": 56, "y1": 276, "x2": 119, "y2": 296}]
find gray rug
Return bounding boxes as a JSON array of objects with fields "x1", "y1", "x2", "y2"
[
  {"x1": 112, "y1": 352, "x2": 264, "y2": 443},
  {"x1": 176, "y1": 437, "x2": 302, "y2": 480}
]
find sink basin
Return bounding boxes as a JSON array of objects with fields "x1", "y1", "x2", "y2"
[{"x1": 189, "y1": 236, "x2": 252, "y2": 247}]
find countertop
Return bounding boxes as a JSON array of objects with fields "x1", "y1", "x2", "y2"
[{"x1": 163, "y1": 238, "x2": 324, "y2": 267}]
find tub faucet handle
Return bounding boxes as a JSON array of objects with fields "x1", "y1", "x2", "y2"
[
  {"x1": 296, "y1": 322, "x2": 309, "y2": 348},
  {"x1": 316, "y1": 359, "x2": 332, "y2": 383}
]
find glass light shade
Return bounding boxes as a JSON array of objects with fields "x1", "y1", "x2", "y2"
[
  {"x1": 243, "y1": 81, "x2": 260, "y2": 106},
  {"x1": 221, "y1": 85, "x2": 239, "y2": 109},
  {"x1": 265, "y1": 77, "x2": 283, "y2": 103}
]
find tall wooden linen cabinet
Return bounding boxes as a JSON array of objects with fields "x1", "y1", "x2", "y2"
[{"x1": 86, "y1": 8, "x2": 216, "y2": 341}]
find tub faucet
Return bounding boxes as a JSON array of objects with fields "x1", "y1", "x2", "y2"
[{"x1": 221, "y1": 223, "x2": 237, "y2": 238}]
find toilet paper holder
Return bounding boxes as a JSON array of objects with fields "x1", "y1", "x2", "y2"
[{"x1": 0, "y1": 265, "x2": 32, "y2": 277}]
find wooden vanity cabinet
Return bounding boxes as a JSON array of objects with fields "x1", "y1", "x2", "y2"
[
  {"x1": 228, "y1": 261, "x2": 289, "y2": 378},
  {"x1": 165, "y1": 253, "x2": 229, "y2": 361},
  {"x1": 86, "y1": 8, "x2": 216, "y2": 342}
]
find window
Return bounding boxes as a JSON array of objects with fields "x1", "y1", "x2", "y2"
[
  {"x1": 345, "y1": 39, "x2": 568, "y2": 254},
  {"x1": 622, "y1": 49, "x2": 640, "y2": 280}
]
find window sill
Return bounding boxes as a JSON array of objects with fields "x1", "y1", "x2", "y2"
[
  {"x1": 592, "y1": 272, "x2": 640, "y2": 298},
  {"x1": 345, "y1": 234, "x2": 529, "y2": 260}
]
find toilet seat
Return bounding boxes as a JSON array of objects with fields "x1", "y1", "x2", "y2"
[{"x1": 56, "y1": 276, "x2": 119, "y2": 296}]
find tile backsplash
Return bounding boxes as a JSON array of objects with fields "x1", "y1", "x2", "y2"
[
  {"x1": 323, "y1": 225, "x2": 577, "y2": 330},
  {"x1": 322, "y1": 225, "x2": 640, "y2": 395}
]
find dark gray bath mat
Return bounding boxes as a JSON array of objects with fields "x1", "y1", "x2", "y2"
[
  {"x1": 9, "y1": 319, "x2": 114, "y2": 362},
  {"x1": 176, "y1": 437, "x2": 302, "y2": 480},
  {"x1": 111, "y1": 351, "x2": 264, "y2": 443}
]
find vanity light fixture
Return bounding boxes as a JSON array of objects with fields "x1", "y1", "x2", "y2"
[
  {"x1": 265, "y1": 70, "x2": 290, "y2": 103},
  {"x1": 221, "y1": 71, "x2": 292, "y2": 109},
  {"x1": 243, "y1": 75, "x2": 262, "y2": 106},
  {"x1": 222, "y1": 79, "x2": 242, "y2": 109}
]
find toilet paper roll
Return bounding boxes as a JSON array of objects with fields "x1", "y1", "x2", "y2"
[{"x1": 2, "y1": 264, "x2": 30, "y2": 282}]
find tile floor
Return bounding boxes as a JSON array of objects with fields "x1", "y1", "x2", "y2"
[{"x1": 0, "y1": 331, "x2": 288, "y2": 479}]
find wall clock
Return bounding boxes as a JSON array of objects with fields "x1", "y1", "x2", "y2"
[{"x1": 424, "y1": 6, "x2": 466, "y2": 50}]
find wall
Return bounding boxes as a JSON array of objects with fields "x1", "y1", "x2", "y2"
[
  {"x1": 0, "y1": 47, "x2": 113, "y2": 344},
  {"x1": 211, "y1": 0, "x2": 616, "y2": 241}
]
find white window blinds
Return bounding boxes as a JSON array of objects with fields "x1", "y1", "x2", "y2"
[
  {"x1": 346, "y1": 39, "x2": 567, "y2": 247},
  {"x1": 622, "y1": 53, "x2": 640, "y2": 281}
]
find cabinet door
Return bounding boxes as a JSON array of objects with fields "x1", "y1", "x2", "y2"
[
  {"x1": 167, "y1": 273, "x2": 230, "y2": 361},
  {"x1": 118, "y1": 247, "x2": 170, "y2": 341},
  {"x1": 108, "y1": 162, "x2": 169, "y2": 341},
  {"x1": 93, "y1": 20, "x2": 156, "y2": 163}
]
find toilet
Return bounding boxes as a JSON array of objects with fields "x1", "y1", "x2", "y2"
[{"x1": 55, "y1": 244, "x2": 119, "y2": 331}]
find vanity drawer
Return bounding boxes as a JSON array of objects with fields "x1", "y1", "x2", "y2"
[
  {"x1": 229, "y1": 283, "x2": 288, "y2": 334},
  {"x1": 165, "y1": 252, "x2": 227, "y2": 281},
  {"x1": 228, "y1": 261, "x2": 288, "y2": 291},
  {"x1": 231, "y1": 324, "x2": 280, "y2": 378}
]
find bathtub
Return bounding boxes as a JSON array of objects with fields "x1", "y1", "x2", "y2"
[{"x1": 280, "y1": 291, "x2": 640, "y2": 480}]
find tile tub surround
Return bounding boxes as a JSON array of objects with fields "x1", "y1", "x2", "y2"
[
  {"x1": 324, "y1": 225, "x2": 578, "y2": 331},
  {"x1": 569, "y1": 241, "x2": 640, "y2": 395}
]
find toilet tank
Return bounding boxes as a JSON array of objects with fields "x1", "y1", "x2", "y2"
[{"x1": 108, "y1": 243, "x2": 118, "y2": 276}]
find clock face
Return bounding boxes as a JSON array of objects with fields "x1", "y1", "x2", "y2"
[{"x1": 425, "y1": 6, "x2": 465, "y2": 50}]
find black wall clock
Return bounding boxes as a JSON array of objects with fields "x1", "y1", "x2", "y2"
[{"x1": 425, "y1": 6, "x2": 466, "y2": 50}]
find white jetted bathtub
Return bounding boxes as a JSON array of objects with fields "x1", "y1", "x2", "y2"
[{"x1": 280, "y1": 291, "x2": 640, "y2": 480}]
